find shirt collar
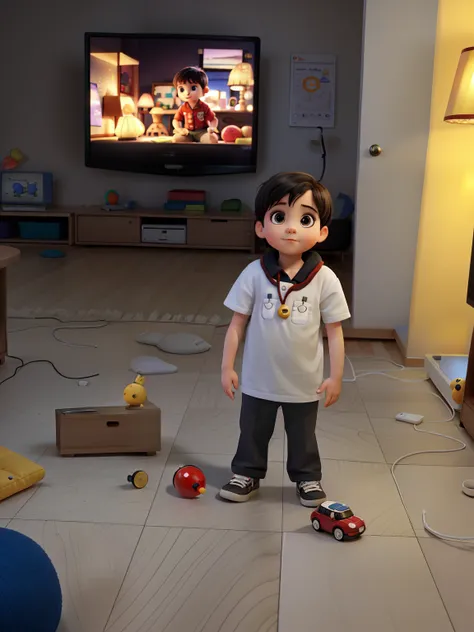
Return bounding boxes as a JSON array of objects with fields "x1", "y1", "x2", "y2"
[{"x1": 262, "y1": 249, "x2": 323, "y2": 283}]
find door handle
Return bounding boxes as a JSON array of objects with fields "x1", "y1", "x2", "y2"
[{"x1": 369, "y1": 144, "x2": 382, "y2": 157}]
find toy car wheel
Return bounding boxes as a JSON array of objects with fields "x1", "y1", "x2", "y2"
[
  {"x1": 333, "y1": 527, "x2": 344, "y2": 541},
  {"x1": 311, "y1": 518, "x2": 321, "y2": 531}
]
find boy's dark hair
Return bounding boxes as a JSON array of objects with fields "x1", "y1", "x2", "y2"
[
  {"x1": 173, "y1": 66, "x2": 208, "y2": 90},
  {"x1": 255, "y1": 172, "x2": 332, "y2": 228}
]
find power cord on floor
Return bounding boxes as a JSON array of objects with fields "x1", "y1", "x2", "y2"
[
  {"x1": 0, "y1": 354, "x2": 99, "y2": 388},
  {"x1": 8, "y1": 317, "x2": 109, "y2": 349},
  {"x1": 8, "y1": 315, "x2": 228, "y2": 347},
  {"x1": 344, "y1": 354, "x2": 473, "y2": 542}
]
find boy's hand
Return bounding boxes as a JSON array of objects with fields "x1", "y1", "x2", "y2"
[
  {"x1": 221, "y1": 368, "x2": 239, "y2": 400},
  {"x1": 317, "y1": 377, "x2": 342, "y2": 408}
]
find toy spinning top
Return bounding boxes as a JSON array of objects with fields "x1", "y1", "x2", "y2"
[
  {"x1": 127, "y1": 470, "x2": 149, "y2": 489},
  {"x1": 123, "y1": 374, "x2": 147, "y2": 408}
]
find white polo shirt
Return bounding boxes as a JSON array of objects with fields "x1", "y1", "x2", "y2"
[{"x1": 224, "y1": 252, "x2": 351, "y2": 403}]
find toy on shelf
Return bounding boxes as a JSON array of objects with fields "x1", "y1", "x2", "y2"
[
  {"x1": 221, "y1": 125, "x2": 252, "y2": 145},
  {"x1": 105, "y1": 190, "x2": 119, "y2": 206},
  {"x1": 2, "y1": 148, "x2": 25, "y2": 171},
  {"x1": 127, "y1": 470, "x2": 149, "y2": 489},
  {"x1": 123, "y1": 374, "x2": 147, "y2": 408},
  {"x1": 220, "y1": 198, "x2": 242, "y2": 213},
  {"x1": 173, "y1": 464, "x2": 206, "y2": 498},
  {"x1": 310, "y1": 501, "x2": 365, "y2": 541},
  {"x1": 450, "y1": 378, "x2": 466, "y2": 406},
  {"x1": 164, "y1": 189, "x2": 206, "y2": 213}
]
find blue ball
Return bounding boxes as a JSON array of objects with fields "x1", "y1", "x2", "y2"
[{"x1": 0, "y1": 527, "x2": 62, "y2": 631}]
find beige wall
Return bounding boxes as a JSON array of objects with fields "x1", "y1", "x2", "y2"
[
  {"x1": 407, "y1": 0, "x2": 474, "y2": 359},
  {"x1": 0, "y1": 0, "x2": 363, "y2": 208}
]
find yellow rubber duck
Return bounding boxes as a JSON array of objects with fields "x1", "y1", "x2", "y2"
[{"x1": 124, "y1": 374, "x2": 147, "y2": 408}]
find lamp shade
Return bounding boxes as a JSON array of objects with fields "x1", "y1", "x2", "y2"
[
  {"x1": 102, "y1": 96, "x2": 123, "y2": 118},
  {"x1": 444, "y1": 47, "x2": 474, "y2": 124},
  {"x1": 228, "y1": 63, "x2": 254, "y2": 90},
  {"x1": 137, "y1": 93, "x2": 154, "y2": 109},
  {"x1": 115, "y1": 114, "x2": 145, "y2": 139}
]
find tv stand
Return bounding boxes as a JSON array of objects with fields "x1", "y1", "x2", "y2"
[{"x1": 74, "y1": 207, "x2": 255, "y2": 252}]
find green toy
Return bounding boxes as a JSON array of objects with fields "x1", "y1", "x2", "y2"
[{"x1": 220, "y1": 198, "x2": 242, "y2": 213}]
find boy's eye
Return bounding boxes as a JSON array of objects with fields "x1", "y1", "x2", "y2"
[
  {"x1": 300, "y1": 214, "x2": 315, "y2": 227},
  {"x1": 191, "y1": 85, "x2": 197, "y2": 91},
  {"x1": 270, "y1": 211, "x2": 285, "y2": 225},
  {"x1": 179, "y1": 87, "x2": 185, "y2": 93}
]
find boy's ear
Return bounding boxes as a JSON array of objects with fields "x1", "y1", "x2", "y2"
[
  {"x1": 204, "y1": 86, "x2": 209, "y2": 95},
  {"x1": 317, "y1": 225, "x2": 329, "y2": 244},
  {"x1": 255, "y1": 220, "x2": 265, "y2": 239}
]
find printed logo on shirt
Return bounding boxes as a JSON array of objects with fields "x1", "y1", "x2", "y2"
[{"x1": 197, "y1": 111, "x2": 205, "y2": 121}]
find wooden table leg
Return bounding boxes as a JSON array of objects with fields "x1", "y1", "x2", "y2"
[{"x1": 0, "y1": 267, "x2": 6, "y2": 365}]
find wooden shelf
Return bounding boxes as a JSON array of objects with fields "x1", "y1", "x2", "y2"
[
  {"x1": 0, "y1": 209, "x2": 75, "y2": 245},
  {"x1": 74, "y1": 207, "x2": 255, "y2": 252},
  {"x1": 0, "y1": 210, "x2": 73, "y2": 218},
  {"x1": 0, "y1": 206, "x2": 255, "y2": 251},
  {"x1": 0, "y1": 238, "x2": 69, "y2": 245},
  {"x1": 74, "y1": 206, "x2": 253, "y2": 221}
]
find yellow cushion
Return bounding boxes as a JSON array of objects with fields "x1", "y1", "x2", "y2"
[{"x1": 0, "y1": 447, "x2": 45, "y2": 501}]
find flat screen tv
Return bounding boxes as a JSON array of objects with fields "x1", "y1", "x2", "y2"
[{"x1": 85, "y1": 32, "x2": 260, "y2": 177}]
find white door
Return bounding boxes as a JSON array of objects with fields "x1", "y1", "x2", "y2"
[{"x1": 352, "y1": 0, "x2": 439, "y2": 329}]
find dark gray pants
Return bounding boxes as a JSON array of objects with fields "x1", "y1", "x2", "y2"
[{"x1": 231, "y1": 394, "x2": 321, "y2": 482}]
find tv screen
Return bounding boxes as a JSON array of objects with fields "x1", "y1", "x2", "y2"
[{"x1": 85, "y1": 33, "x2": 260, "y2": 177}]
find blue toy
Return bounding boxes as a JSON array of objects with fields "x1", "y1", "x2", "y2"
[{"x1": 0, "y1": 527, "x2": 62, "y2": 631}]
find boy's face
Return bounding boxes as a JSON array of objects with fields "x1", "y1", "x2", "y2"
[
  {"x1": 177, "y1": 80, "x2": 207, "y2": 106},
  {"x1": 255, "y1": 190, "x2": 328, "y2": 255}
]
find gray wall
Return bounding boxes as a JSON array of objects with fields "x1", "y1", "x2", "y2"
[{"x1": 0, "y1": 0, "x2": 363, "y2": 208}]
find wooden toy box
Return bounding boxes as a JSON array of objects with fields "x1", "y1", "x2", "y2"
[{"x1": 55, "y1": 403, "x2": 161, "y2": 456}]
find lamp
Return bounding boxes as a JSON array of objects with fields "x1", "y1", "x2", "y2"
[
  {"x1": 137, "y1": 93, "x2": 154, "y2": 111},
  {"x1": 444, "y1": 47, "x2": 474, "y2": 124},
  {"x1": 115, "y1": 102, "x2": 145, "y2": 141},
  {"x1": 146, "y1": 107, "x2": 169, "y2": 137},
  {"x1": 137, "y1": 93, "x2": 154, "y2": 123},
  {"x1": 228, "y1": 62, "x2": 254, "y2": 110}
]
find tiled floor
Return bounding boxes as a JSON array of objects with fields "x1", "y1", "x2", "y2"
[
  {"x1": 2, "y1": 271, "x2": 474, "y2": 630},
  {"x1": 7, "y1": 247, "x2": 353, "y2": 325}
]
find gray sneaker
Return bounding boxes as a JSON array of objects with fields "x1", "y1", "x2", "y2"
[
  {"x1": 296, "y1": 481, "x2": 326, "y2": 507},
  {"x1": 219, "y1": 474, "x2": 260, "y2": 502}
]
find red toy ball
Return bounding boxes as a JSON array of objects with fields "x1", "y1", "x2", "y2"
[
  {"x1": 221, "y1": 125, "x2": 243, "y2": 143},
  {"x1": 173, "y1": 465, "x2": 206, "y2": 499}
]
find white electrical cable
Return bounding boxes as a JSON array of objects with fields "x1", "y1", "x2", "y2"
[
  {"x1": 344, "y1": 354, "x2": 474, "y2": 542},
  {"x1": 343, "y1": 354, "x2": 429, "y2": 383}
]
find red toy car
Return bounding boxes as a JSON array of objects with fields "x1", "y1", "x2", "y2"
[{"x1": 310, "y1": 501, "x2": 365, "y2": 541}]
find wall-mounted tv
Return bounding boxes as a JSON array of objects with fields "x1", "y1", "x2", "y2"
[{"x1": 85, "y1": 33, "x2": 260, "y2": 177}]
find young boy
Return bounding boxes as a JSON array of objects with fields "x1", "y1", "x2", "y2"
[
  {"x1": 219, "y1": 171, "x2": 350, "y2": 507},
  {"x1": 172, "y1": 66, "x2": 218, "y2": 144}
]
